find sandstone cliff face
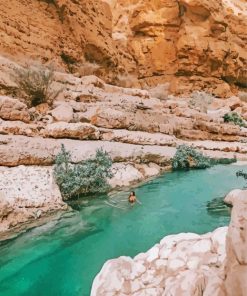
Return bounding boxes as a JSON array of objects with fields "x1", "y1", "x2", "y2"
[
  {"x1": 0, "y1": 0, "x2": 133, "y2": 71},
  {"x1": 0, "y1": 0, "x2": 246, "y2": 96},
  {"x1": 110, "y1": 0, "x2": 247, "y2": 96}
]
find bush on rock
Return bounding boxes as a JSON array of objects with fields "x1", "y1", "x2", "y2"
[
  {"x1": 172, "y1": 145, "x2": 211, "y2": 170},
  {"x1": 54, "y1": 144, "x2": 113, "y2": 200},
  {"x1": 223, "y1": 112, "x2": 246, "y2": 127},
  {"x1": 13, "y1": 64, "x2": 61, "y2": 107}
]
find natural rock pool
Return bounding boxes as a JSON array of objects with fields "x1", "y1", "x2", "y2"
[{"x1": 0, "y1": 164, "x2": 246, "y2": 296}]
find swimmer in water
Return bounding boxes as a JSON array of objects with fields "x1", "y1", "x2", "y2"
[{"x1": 128, "y1": 191, "x2": 142, "y2": 205}]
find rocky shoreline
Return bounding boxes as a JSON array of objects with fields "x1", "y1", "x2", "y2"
[
  {"x1": 91, "y1": 189, "x2": 247, "y2": 296},
  {"x1": 0, "y1": 0, "x2": 246, "y2": 294},
  {"x1": 0, "y1": 57, "x2": 247, "y2": 241}
]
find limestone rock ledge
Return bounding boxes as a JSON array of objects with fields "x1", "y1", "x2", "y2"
[
  {"x1": 91, "y1": 189, "x2": 247, "y2": 296},
  {"x1": 0, "y1": 166, "x2": 68, "y2": 240}
]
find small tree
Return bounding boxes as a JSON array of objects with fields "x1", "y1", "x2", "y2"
[
  {"x1": 172, "y1": 145, "x2": 211, "y2": 170},
  {"x1": 54, "y1": 144, "x2": 113, "y2": 200},
  {"x1": 13, "y1": 64, "x2": 61, "y2": 107}
]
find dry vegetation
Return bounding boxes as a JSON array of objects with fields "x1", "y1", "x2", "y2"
[
  {"x1": 112, "y1": 73, "x2": 139, "y2": 88},
  {"x1": 76, "y1": 62, "x2": 101, "y2": 77},
  {"x1": 189, "y1": 91, "x2": 214, "y2": 113},
  {"x1": 239, "y1": 91, "x2": 247, "y2": 103},
  {"x1": 13, "y1": 64, "x2": 62, "y2": 107},
  {"x1": 148, "y1": 83, "x2": 170, "y2": 100}
]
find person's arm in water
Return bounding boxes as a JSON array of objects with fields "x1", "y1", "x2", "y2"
[{"x1": 136, "y1": 197, "x2": 142, "y2": 205}]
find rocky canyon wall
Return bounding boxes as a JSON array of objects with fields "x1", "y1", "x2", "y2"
[
  {"x1": 111, "y1": 0, "x2": 247, "y2": 96},
  {"x1": 0, "y1": 0, "x2": 246, "y2": 96}
]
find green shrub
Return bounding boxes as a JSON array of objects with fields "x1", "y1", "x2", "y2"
[
  {"x1": 54, "y1": 144, "x2": 113, "y2": 200},
  {"x1": 172, "y1": 145, "x2": 211, "y2": 170},
  {"x1": 236, "y1": 170, "x2": 247, "y2": 180},
  {"x1": 236, "y1": 170, "x2": 247, "y2": 189},
  {"x1": 223, "y1": 112, "x2": 246, "y2": 127},
  {"x1": 13, "y1": 64, "x2": 61, "y2": 107},
  {"x1": 211, "y1": 157, "x2": 237, "y2": 165}
]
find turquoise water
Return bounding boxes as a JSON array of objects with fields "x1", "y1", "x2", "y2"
[{"x1": 0, "y1": 164, "x2": 246, "y2": 296}]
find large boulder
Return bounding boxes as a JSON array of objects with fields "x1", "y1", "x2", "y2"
[
  {"x1": 224, "y1": 189, "x2": 247, "y2": 296},
  {"x1": 0, "y1": 166, "x2": 67, "y2": 236},
  {"x1": 91, "y1": 228, "x2": 227, "y2": 295}
]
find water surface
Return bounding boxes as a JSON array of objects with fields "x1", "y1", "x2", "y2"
[{"x1": 0, "y1": 164, "x2": 246, "y2": 296}]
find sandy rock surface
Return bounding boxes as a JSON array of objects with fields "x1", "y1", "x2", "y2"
[{"x1": 0, "y1": 134, "x2": 175, "y2": 166}]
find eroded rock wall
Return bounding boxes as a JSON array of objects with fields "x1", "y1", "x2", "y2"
[
  {"x1": 0, "y1": 0, "x2": 134, "y2": 71},
  {"x1": 110, "y1": 0, "x2": 247, "y2": 96}
]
